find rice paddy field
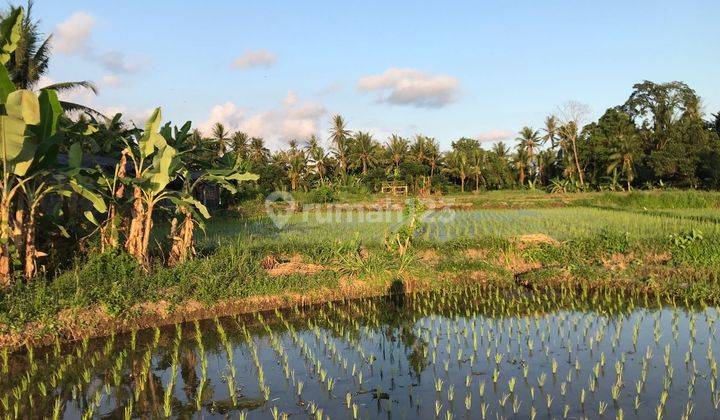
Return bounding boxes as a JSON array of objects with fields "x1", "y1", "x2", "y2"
[
  {"x1": 3, "y1": 190, "x2": 720, "y2": 419},
  {"x1": 3, "y1": 287, "x2": 720, "y2": 419},
  {"x1": 206, "y1": 205, "x2": 720, "y2": 245}
]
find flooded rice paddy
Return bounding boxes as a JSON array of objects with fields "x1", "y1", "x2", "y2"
[{"x1": 2, "y1": 286, "x2": 719, "y2": 419}]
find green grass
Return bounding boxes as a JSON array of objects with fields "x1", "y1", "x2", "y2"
[{"x1": 3, "y1": 189, "x2": 720, "y2": 341}]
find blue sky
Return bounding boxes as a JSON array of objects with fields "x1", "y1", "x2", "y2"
[{"x1": 37, "y1": 0, "x2": 720, "y2": 150}]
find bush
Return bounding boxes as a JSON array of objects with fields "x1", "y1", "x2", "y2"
[{"x1": 305, "y1": 185, "x2": 337, "y2": 203}]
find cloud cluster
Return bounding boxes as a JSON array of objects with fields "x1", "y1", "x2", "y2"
[
  {"x1": 54, "y1": 12, "x2": 96, "y2": 54},
  {"x1": 476, "y1": 129, "x2": 514, "y2": 143},
  {"x1": 231, "y1": 49, "x2": 277, "y2": 69},
  {"x1": 357, "y1": 68, "x2": 460, "y2": 108},
  {"x1": 199, "y1": 92, "x2": 326, "y2": 149},
  {"x1": 53, "y1": 12, "x2": 147, "y2": 87}
]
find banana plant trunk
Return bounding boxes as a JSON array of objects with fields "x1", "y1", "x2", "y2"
[
  {"x1": 23, "y1": 205, "x2": 38, "y2": 280},
  {"x1": 140, "y1": 201, "x2": 155, "y2": 267},
  {"x1": 168, "y1": 210, "x2": 194, "y2": 266},
  {"x1": 125, "y1": 187, "x2": 147, "y2": 266},
  {"x1": 0, "y1": 198, "x2": 11, "y2": 286}
]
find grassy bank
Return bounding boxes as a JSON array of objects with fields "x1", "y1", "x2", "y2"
[{"x1": 1, "y1": 190, "x2": 720, "y2": 348}]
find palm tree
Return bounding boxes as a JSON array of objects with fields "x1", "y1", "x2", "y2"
[
  {"x1": 3, "y1": 2, "x2": 99, "y2": 115},
  {"x1": 305, "y1": 135, "x2": 329, "y2": 185},
  {"x1": 328, "y1": 114, "x2": 351, "y2": 181},
  {"x1": 445, "y1": 150, "x2": 469, "y2": 192},
  {"x1": 516, "y1": 126, "x2": 541, "y2": 159},
  {"x1": 607, "y1": 136, "x2": 638, "y2": 191},
  {"x1": 248, "y1": 137, "x2": 270, "y2": 164},
  {"x1": 541, "y1": 115, "x2": 559, "y2": 149},
  {"x1": 351, "y1": 131, "x2": 378, "y2": 175},
  {"x1": 536, "y1": 149, "x2": 557, "y2": 185},
  {"x1": 231, "y1": 131, "x2": 249, "y2": 158},
  {"x1": 558, "y1": 121, "x2": 585, "y2": 186},
  {"x1": 282, "y1": 149, "x2": 307, "y2": 191},
  {"x1": 211, "y1": 123, "x2": 230, "y2": 157},
  {"x1": 386, "y1": 134, "x2": 408, "y2": 172},
  {"x1": 470, "y1": 148, "x2": 486, "y2": 191},
  {"x1": 492, "y1": 141, "x2": 510, "y2": 159},
  {"x1": 514, "y1": 146, "x2": 530, "y2": 186},
  {"x1": 410, "y1": 135, "x2": 428, "y2": 164},
  {"x1": 425, "y1": 137, "x2": 441, "y2": 176}
]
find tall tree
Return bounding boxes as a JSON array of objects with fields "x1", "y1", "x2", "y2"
[
  {"x1": 386, "y1": 134, "x2": 408, "y2": 173},
  {"x1": 445, "y1": 150, "x2": 469, "y2": 192},
  {"x1": 351, "y1": 131, "x2": 378, "y2": 175},
  {"x1": 328, "y1": 114, "x2": 351, "y2": 181},
  {"x1": 210, "y1": 122, "x2": 230, "y2": 158},
  {"x1": 542, "y1": 115, "x2": 559, "y2": 149},
  {"x1": 558, "y1": 101, "x2": 591, "y2": 186},
  {"x1": 306, "y1": 135, "x2": 329, "y2": 185}
]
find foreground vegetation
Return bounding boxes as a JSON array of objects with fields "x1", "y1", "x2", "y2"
[{"x1": 0, "y1": 189, "x2": 718, "y2": 348}]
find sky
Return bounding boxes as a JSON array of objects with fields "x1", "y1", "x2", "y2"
[{"x1": 35, "y1": 0, "x2": 720, "y2": 151}]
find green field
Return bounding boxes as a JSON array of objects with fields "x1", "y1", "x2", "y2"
[{"x1": 2, "y1": 190, "x2": 720, "y2": 346}]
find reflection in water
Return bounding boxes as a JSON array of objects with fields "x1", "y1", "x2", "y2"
[{"x1": 1, "y1": 285, "x2": 719, "y2": 419}]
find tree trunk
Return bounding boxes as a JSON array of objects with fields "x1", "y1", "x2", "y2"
[
  {"x1": 140, "y1": 201, "x2": 154, "y2": 267},
  {"x1": 125, "y1": 187, "x2": 146, "y2": 264},
  {"x1": 460, "y1": 176, "x2": 465, "y2": 192},
  {"x1": 0, "y1": 198, "x2": 11, "y2": 286},
  {"x1": 475, "y1": 173, "x2": 480, "y2": 191},
  {"x1": 519, "y1": 169, "x2": 525, "y2": 186},
  {"x1": 169, "y1": 211, "x2": 195, "y2": 267},
  {"x1": 571, "y1": 139, "x2": 584, "y2": 186},
  {"x1": 23, "y1": 205, "x2": 38, "y2": 280}
]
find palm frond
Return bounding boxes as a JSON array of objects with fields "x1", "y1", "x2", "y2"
[
  {"x1": 42, "y1": 81, "x2": 98, "y2": 94},
  {"x1": 58, "y1": 101, "x2": 106, "y2": 119}
]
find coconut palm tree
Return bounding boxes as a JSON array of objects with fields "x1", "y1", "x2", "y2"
[
  {"x1": 492, "y1": 141, "x2": 510, "y2": 159},
  {"x1": 386, "y1": 134, "x2": 408, "y2": 172},
  {"x1": 516, "y1": 126, "x2": 541, "y2": 159},
  {"x1": 607, "y1": 136, "x2": 639, "y2": 190},
  {"x1": 445, "y1": 150, "x2": 469, "y2": 192},
  {"x1": 282, "y1": 148, "x2": 307, "y2": 191},
  {"x1": 231, "y1": 131, "x2": 249, "y2": 158},
  {"x1": 470, "y1": 148, "x2": 486, "y2": 191},
  {"x1": 541, "y1": 115, "x2": 559, "y2": 149},
  {"x1": 514, "y1": 146, "x2": 530, "y2": 186},
  {"x1": 210, "y1": 122, "x2": 230, "y2": 158},
  {"x1": 424, "y1": 137, "x2": 441, "y2": 176},
  {"x1": 248, "y1": 137, "x2": 270, "y2": 164},
  {"x1": 3, "y1": 2, "x2": 100, "y2": 115},
  {"x1": 536, "y1": 149, "x2": 557, "y2": 185},
  {"x1": 351, "y1": 131, "x2": 379, "y2": 174},
  {"x1": 558, "y1": 121, "x2": 585, "y2": 186},
  {"x1": 328, "y1": 114, "x2": 351, "y2": 181},
  {"x1": 410, "y1": 135, "x2": 428, "y2": 164},
  {"x1": 305, "y1": 135, "x2": 329, "y2": 185}
]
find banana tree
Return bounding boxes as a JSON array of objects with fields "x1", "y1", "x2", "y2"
[
  {"x1": 0, "y1": 84, "x2": 104, "y2": 281},
  {"x1": 168, "y1": 164, "x2": 258, "y2": 266},
  {"x1": 160, "y1": 124, "x2": 258, "y2": 265},
  {"x1": 121, "y1": 108, "x2": 210, "y2": 267}
]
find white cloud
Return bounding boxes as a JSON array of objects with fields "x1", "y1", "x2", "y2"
[
  {"x1": 476, "y1": 129, "x2": 513, "y2": 143},
  {"x1": 53, "y1": 12, "x2": 147, "y2": 75},
  {"x1": 54, "y1": 12, "x2": 96, "y2": 54},
  {"x1": 283, "y1": 91, "x2": 298, "y2": 105},
  {"x1": 199, "y1": 92, "x2": 326, "y2": 149},
  {"x1": 93, "y1": 51, "x2": 147, "y2": 74},
  {"x1": 231, "y1": 49, "x2": 277, "y2": 69},
  {"x1": 101, "y1": 74, "x2": 122, "y2": 87},
  {"x1": 357, "y1": 68, "x2": 460, "y2": 108}
]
